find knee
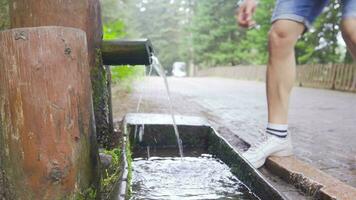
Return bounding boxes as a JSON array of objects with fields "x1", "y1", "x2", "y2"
[
  {"x1": 341, "y1": 20, "x2": 356, "y2": 45},
  {"x1": 268, "y1": 24, "x2": 298, "y2": 51}
]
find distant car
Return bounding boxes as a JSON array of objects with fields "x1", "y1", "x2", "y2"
[{"x1": 172, "y1": 62, "x2": 187, "y2": 77}]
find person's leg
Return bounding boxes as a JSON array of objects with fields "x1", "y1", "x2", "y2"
[
  {"x1": 340, "y1": 0, "x2": 356, "y2": 60},
  {"x1": 242, "y1": 0, "x2": 328, "y2": 168},
  {"x1": 242, "y1": 21, "x2": 303, "y2": 168},
  {"x1": 342, "y1": 19, "x2": 356, "y2": 59},
  {"x1": 267, "y1": 20, "x2": 304, "y2": 124},
  {"x1": 341, "y1": 19, "x2": 356, "y2": 59},
  {"x1": 266, "y1": 0, "x2": 328, "y2": 124}
]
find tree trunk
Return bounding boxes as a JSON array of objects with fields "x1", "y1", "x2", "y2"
[
  {"x1": 0, "y1": 27, "x2": 98, "y2": 200},
  {"x1": 9, "y1": 0, "x2": 112, "y2": 148}
]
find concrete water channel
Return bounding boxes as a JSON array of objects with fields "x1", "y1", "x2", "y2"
[
  {"x1": 104, "y1": 38, "x2": 300, "y2": 200},
  {"x1": 111, "y1": 113, "x2": 287, "y2": 200}
]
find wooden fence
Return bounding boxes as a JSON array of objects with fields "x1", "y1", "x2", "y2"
[{"x1": 197, "y1": 64, "x2": 356, "y2": 92}]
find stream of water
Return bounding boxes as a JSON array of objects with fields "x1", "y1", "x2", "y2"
[
  {"x1": 151, "y1": 55, "x2": 183, "y2": 157},
  {"x1": 135, "y1": 55, "x2": 184, "y2": 157}
]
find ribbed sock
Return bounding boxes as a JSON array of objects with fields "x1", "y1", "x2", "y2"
[{"x1": 266, "y1": 123, "x2": 288, "y2": 138}]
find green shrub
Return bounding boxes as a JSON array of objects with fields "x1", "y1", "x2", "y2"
[
  {"x1": 111, "y1": 65, "x2": 145, "y2": 92},
  {"x1": 100, "y1": 148, "x2": 122, "y2": 199}
]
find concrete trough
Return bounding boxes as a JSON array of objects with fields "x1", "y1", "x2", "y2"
[{"x1": 112, "y1": 113, "x2": 287, "y2": 200}]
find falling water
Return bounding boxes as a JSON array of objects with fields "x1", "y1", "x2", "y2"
[
  {"x1": 134, "y1": 64, "x2": 154, "y2": 143},
  {"x1": 151, "y1": 55, "x2": 184, "y2": 157}
]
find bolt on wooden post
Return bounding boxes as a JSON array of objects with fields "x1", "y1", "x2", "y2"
[{"x1": 0, "y1": 27, "x2": 98, "y2": 200}]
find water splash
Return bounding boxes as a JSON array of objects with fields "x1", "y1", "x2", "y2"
[
  {"x1": 151, "y1": 55, "x2": 184, "y2": 157},
  {"x1": 131, "y1": 156, "x2": 260, "y2": 200}
]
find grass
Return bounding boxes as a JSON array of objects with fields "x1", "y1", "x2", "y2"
[
  {"x1": 99, "y1": 137, "x2": 133, "y2": 199},
  {"x1": 111, "y1": 65, "x2": 145, "y2": 93},
  {"x1": 100, "y1": 148, "x2": 122, "y2": 199},
  {"x1": 126, "y1": 137, "x2": 133, "y2": 197},
  {"x1": 73, "y1": 187, "x2": 97, "y2": 200},
  {"x1": 96, "y1": 66, "x2": 142, "y2": 199}
]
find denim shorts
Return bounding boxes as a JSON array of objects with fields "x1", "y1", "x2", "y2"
[{"x1": 272, "y1": 0, "x2": 356, "y2": 29}]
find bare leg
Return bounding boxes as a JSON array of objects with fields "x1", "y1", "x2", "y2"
[
  {"x1": 341, "y1": 18, "x2": 356, "y2": 60},
  {"x1": 267, "y1": 20, "x2": 305, "y2": 124},
  {"x1": 242, "y1": 20, "x2": 305, "y2": 168}
]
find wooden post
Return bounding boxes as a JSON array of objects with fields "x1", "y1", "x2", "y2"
[
  {"x1": 9, "y1": 0, "x2": 113, "y2": 148},
  {"x1": 0, "y1": 27, "x2": 99, "y2": 200}
]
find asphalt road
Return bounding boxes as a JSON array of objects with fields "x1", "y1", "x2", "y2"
[{"x1": 113, "y1": 76, "x2": 356, "y2": 188}]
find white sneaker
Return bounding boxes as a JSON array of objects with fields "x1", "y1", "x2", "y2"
[{"x1": 242, "y1": 135, "x2": 293, "y2": 168}]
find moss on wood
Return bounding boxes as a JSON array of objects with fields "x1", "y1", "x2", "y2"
[{"x1": 91, "y1": 48, "x2": 112, "y2": 148}]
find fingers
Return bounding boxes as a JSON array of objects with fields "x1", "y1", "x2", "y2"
[
  {"x1": 236, "y1": 6, "x2": 249, "y2": 28},
  {"x1": 245, "y1": 3, "x2": 254, "y2": 22},
  {"x1": 236, "y1": 1, "x2": 257, "y2": 28}
]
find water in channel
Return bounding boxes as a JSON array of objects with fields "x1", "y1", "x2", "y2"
[{"x1": 130, "y1": 156, "x2": 260, "y2": 200}]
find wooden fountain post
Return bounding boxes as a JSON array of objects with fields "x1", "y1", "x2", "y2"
[
  {"x1": 9, "y1": 0, "x2": 113, "y2": 148},
  {"x1": 0, "y1": 27, "x2": 97, "y2": 199}
]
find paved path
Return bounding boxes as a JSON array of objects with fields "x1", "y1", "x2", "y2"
[{"x1": 112, "y1": 77, "x2": 356, "y2": 188}]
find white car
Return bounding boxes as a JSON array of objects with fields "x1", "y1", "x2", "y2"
[{"x1": 172, "y1": 62, "x2": 187, "y2": 77}]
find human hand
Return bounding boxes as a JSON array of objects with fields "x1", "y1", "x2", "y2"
[{"x1": 235, "y1": 0, "x2": 257, "y2": 28}]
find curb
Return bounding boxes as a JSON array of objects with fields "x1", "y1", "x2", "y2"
[{"x1": 265, "y1": 156, "x2": 356, "y2": 200}]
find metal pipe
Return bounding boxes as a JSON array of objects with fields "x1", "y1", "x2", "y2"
[{"x1": 101, "y1": 39, "x2": 154, "y2": 66}]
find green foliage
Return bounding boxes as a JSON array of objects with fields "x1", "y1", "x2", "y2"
[
  {"x1": 190, "y1": 0, "x2": 349, "y2": 66},
  {"x1": 101, "y1": 0, "x2": 127, "y2": 40},
  {"x1": 104, "y1": 0, "x2": 351, "y2": 70},
  {"x1": 235, "y1": 0, "x2": 275, "y2": 65},
  {"x1": 118, "y1": 0, "x2": 193, "y2": 69},
  {"x1": 73, "y1": 187, "x2": 97, "y2": 200},
  {"x1": 111, "y1": 66, "x2": 145, "y2": 83},
  {"x1": 111, "y1": 66, "x2": 145, "y2": 92},
  {"x1": 190, "y1": 0, "x2": 274, "y2": 67},
  {"x1": 100, "y1": 148, "x2": 122, "y2": 199},
  {"x1": 126, "y1": 136, "x2": 133, "y2": 197},
  {"x1": 296, "y1": 0, "x2": 344, "y2": 64},
  {"x1": 191, "y1": 0, "x2": 240, "y2": 67},
  {"x1": 103, "y1": 20, "x2": 126, "y2": 40},
  {"x1": 98, "y1": 137, "x2": 133, "y2": 199},
  {"x1": 103, "y1": 148, "x2": 121, "y2": 168},
  {"x1": 101, "y1": 0, "x2": 125, "y2": 23},
  {"x1": 0, "y1": 0, "x2": 9, "y2": 31}
]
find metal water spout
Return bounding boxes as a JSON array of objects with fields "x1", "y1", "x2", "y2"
[{"x1": 101, "y1": 39, "x2": 155, "y2": 65}]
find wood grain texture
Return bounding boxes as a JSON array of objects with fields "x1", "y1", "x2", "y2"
[
  {"x1": 9, "y1": 0, "x2": 103, "y2": 68},
  {"x1": 9, "y1": 0, "x2": 111, "y2": 149},
  {"x1": 0, "y1": 27, "x2": 97, "y2": 200}
]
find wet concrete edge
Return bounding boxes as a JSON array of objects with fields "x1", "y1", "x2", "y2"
[{"x1": 265, "y1": 155, "x2": 356, "y2": 200}]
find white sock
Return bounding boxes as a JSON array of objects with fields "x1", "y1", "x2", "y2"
[{"x1": 266, "y1": 123, "x2": 288, "y2": 138}]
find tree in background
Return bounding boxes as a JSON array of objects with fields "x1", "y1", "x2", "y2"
[
  {"x1": 191, "y1": 0, "x2": 241, "y2": 67},
  {"x1": 100, "y1": 0, "x2": 127, "y2": 39},
  {"x1": 190, "y1": 0, "x2": 274, "y2": 67},
  {"x1": 116, "y1": 0, "x2": 192, "y2": 71},
  {"x1": 296, "y1": 0, "x2": 344, "y2": 64},
  {"x1": 2, "y1": 0, "x2": 348, "y2": 67},
  {"x1": 190, "y1": 0, "x2": 349, "y2": 67},
  {"x1": 0, "y1": 0, "x2": 9, "y2": 31}
]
